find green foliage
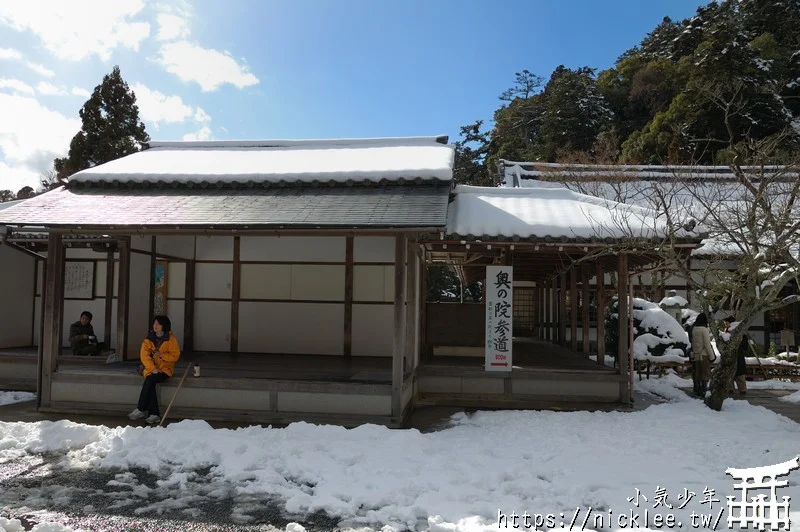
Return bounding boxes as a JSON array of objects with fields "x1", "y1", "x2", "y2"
[
  {"x1": 0, "y1": 190, "x2": 14, "y2": 202},
  {"x1": 768, "y1": 342, "x2": 779, "y2": 358},
  {"x1": 453, "y1": 120, "x2": 492, "y2": 185},
  {"x1": 53, "y1": 66, "x2": 149, "y2": 182},
  {"x1": 426, "y1": 265, "x2": 482, "y2": 303},
  {"x1": 15, "y1": 186, "x2": 35, "y2": 200}
]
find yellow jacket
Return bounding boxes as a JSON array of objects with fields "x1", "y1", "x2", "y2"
[{"x1": 140, "y1": 331, "x2": 181, "y2": 377}]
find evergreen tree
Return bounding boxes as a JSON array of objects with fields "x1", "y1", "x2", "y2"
[
  {"x1": 0, "y1": 190, "x2": 14, "y2": 202},
  {"x1": 453, "y1": 120, "x2": 492, "y2": 185},
  {"x1": 15, "y1": 186, "x2": 35, "y2": 200},
  {"x1": 53, "y1": 66, "x2": 149, "y2": 182}
]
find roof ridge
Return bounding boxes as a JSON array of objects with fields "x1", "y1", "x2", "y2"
[{"x1": 147, "y1": 135, "x2": 450, "y2": 150}]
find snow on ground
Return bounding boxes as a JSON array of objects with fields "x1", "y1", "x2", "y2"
[
  {"x1": 780, "y1": 391, "x2": 800, "y2": 404},
  {"x1": 2, "y1": 378, "x2": 800, "y2": 532},
  {"x1": 0, "y1": 392, "x2": 35, "y2": 407}
]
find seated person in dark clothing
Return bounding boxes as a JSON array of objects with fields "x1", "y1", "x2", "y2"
[{"x1": 69, "y1": 311, "x2": 99, "y2": 356}]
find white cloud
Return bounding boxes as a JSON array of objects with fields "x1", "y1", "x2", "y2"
[
  {"x1": 156, "y1": 13, "x2": 189, "y2": 41},
  {"x1": 0, "y1": 92, "x2": 80, "y2": 190},
  {"x1": 26, "y1": 62, "x2": 54, "y2": 77},
  {"x1": 71, "y1": 87, "x2": 91, "y2": 98},
  {"x1": 0, "y1": 78, "x2": 35, "y2": 96},
  {"x1": 36, "y1": 81, "x2": 67, "y2": 96},
  {"x1": 36, "y1": 82, "x2": 92, "y2": 98},
  {"x1": 182, "y1": 125, "x2": 212, "y2": 141},
  {"x1": 0, "y1": 47, "x2": 22, "y2": 60},
  {"x1": 156, "y1": 41, "x2": 259, "y2": 92},
  {"x1": 194, "y1": 107, "x2": 210, "y2": 123},
  {"x1": 131, "y1": 82, "x2": 207, "y2": 127},
  {"x1": 0, "y1": 1, "x2": 150, "y2": 61},
  {"x1": 0, "y1": 48, "x2": 55, "y2": 77}
]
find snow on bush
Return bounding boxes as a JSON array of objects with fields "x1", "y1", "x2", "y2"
[{"x1": 606, "y1": 297, "x2": 690, "y2": 362}]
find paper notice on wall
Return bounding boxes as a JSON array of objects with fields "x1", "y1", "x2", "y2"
[
  {"x1": 486, "y1": 265, "x2": 512, "y2": 372},
  {"x1": 64, "y1": 262, "x2": 94, "y2": 299}
]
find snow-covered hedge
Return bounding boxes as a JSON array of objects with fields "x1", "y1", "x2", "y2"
[{"x1": 605, "y1": 297, "x2": 690, "y2": 362}]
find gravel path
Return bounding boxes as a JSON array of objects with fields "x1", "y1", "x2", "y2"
[{"x1": 0, "y1": 455, "x2": 342, "y2": 531}]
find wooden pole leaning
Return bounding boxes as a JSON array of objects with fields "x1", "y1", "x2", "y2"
[{"x1": 159, "y1": 363, "x2": 193, "y2": 427}]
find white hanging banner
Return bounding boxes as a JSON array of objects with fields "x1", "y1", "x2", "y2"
[{"x1": 485, "y1": 265, "x2": 513, "y2": 372}]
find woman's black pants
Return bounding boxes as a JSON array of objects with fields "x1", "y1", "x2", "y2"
[{"x1": 138, "y1": 373, "x2": 169, "y2": 415}]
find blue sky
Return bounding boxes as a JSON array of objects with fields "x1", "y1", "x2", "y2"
[{"x1": 0, "y1": 0, "x2": 708, "y2": 192}]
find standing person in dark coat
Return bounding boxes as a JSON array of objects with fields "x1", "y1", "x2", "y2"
[{"x1": 69, "y1": 311, "x2": 99, "y2": 356}]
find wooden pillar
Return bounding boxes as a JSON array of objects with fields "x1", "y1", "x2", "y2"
[
  {"x1": 344, "y1": 236, "x2": 354, "y2": 357},
  {"x1": 545, "y1": 278, "x2": 552, "y2": 343},
  {"x1": 231, "y1": 236, "x2": 241, "y2": 355},
  {"x1": 535, "y1": 284, "x2": 542, "y2": 339},
  {"x1": 582, "y1": 266, "x2": 590, "y2": 357},
  {"x1": 405, "y1": 241, "x2": 418, "y2": 377},
  {"x1": 559, "y1": 272, "x2": 567, "y2": 347},
  {"x1": 420, "y1": 261, "x2": 429, "y2": 362},
  {"x1": 104, "y1": 250, "x2": 114, "y2": 347},
  {"x1": 618, "y1": 253, "x2": 631, "y2": 402},
  {"x1": 116, "y1": 237, "x2": 130, "y2": 360},
  {"x1": 596, "y1": 261, "x2": 606, "y2": 365},
  {"x1": 39, "y1": 233, "x2": 65, "y2": 408},
  {"x1": 392, "y1": 235, "x2": 407, "y2": 420},
  {"x1": 184, "y1": 259, "x2": 195, "y2": 356},
  {"x1": 570, "y1": 268, "x2": 578, "y2": 351},
  {"x1": 148, "y1": 236, "x2": 156, "y2": 322}
]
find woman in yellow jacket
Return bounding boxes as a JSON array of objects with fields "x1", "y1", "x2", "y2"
[{"x1": 128, "y1": 315, "x2": 181, "y2": 424}]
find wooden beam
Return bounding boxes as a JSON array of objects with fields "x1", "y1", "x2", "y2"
[
  {"x1": 570, "y1": 268, "x2": 578, "y2": 351},
  {"x1": 231, "y1": 236, "x2": 241, "y2": 355},
  {"x1": 582, "y1": 265, "x2": 590, "y2": 357},
  {"x1": 392, "y1": 235, "x2": 407, "y2": 420},
  {"x1": 39, "y1": 233, "x2": 65, "y2": 408},
  {"x1": 559, "y1": 273, "x2": 567, "y2": 347},
  {"x1": 405, "y1": 240, "x2": 417, "y2": 376},
  {"x1": 116, "y1": 237, "x2": 130, "y2": 361},
  {"x1": 104, "y1": 250, "x2": 114, "y2": 347},
  {"x1": 184, "y1": 258, "x2": 196, "y2": 356},
  {"x1": 618, "y1": 253, "x2": 630, "y2": 402},
  {"x1": 344, "y1": 236, "x2": 353, "y2": 357},
  {"x1": 596, "y1": 261, "x2": 606, "y2": 365}
]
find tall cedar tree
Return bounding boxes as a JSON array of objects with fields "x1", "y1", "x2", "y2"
[{"x1": 52, "y1": 66, "x2": 149, "y2": 184}]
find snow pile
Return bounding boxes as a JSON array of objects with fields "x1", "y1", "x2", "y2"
[
  {"x1": 0, "y1": 391, "x2": 36, "y2": 406},
  {"x1": 3, "y1": 397, "x2": 800, "y2": 530},
  {"x1": 67, "y1": 137, "x2": 455, "y2": 185}
]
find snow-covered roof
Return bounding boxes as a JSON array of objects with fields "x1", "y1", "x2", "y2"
[
  {"x1": 445, "y1": 185, "x2": 687, "y2": 241},
  {"x1": 67, "y1": 136, "x2": 454, "y2": 186}
]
